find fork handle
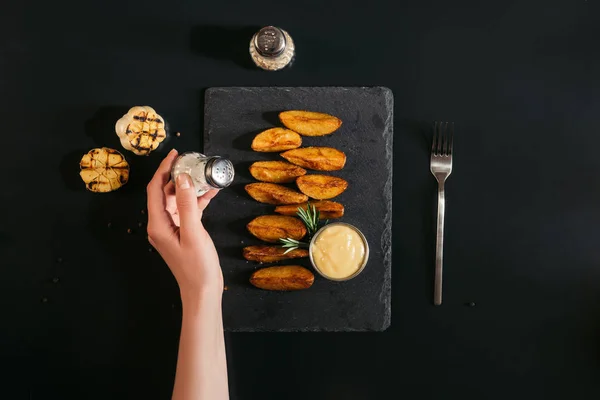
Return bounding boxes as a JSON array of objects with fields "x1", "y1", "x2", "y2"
[{"x1": 434, "y1": 181, "x2": 446, "y2": 306}]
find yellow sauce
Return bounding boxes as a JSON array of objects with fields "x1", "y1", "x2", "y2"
[{"x1": 311, "y1": 224, "x2": 366, "y2": 279}]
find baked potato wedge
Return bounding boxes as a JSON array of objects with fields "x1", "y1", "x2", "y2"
[
  {"x1": 274, "y1": 200, "x2": 344, "y2": 219},
  {"x1": 245, "y1": 183, "x2": 308, "y2": 205},
  {"x1": 279, "y1": 110, "x2": 342, "y2": 136},
  {"x1": 247, "y1": 215, "x2": 307, "y2": 243},
  {"x1": 251, "y1": 128, "x2": 302, "y2": 152},
  {"x1": 296, "y1": 175, "x2": 348, "y2": 200},
  {"x1": 280, "y1": 147, "x2": 346, "y2": 171},
  {"x1": 243, "y1": 245, "x2": 309, "y2": 263},
  {"x1": 249, "y1": 161, "x2": 307, "y2": 183},
  {"x1": 250, "y1": 265, "x2": 315, "y2": 291}
]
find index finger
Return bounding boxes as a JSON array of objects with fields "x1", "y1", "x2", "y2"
[
  {"x1": 197, "y1": 189, "x2": 219, "y2": 215},
  {"x1": 147, "y1": 149, "x2": 179, "y2": 239}
]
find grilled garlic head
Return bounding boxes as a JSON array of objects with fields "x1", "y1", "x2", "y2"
[
  {"x1": 79, "y1": 148, "x2": 130, "y2": 193},
  {"x1": 115, "y1": 106, "x2": 166, "y2": 156}
]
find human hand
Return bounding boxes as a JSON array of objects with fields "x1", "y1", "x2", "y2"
[{"x1": 147, "y1": 149, "x2": 223, "y2": 300}]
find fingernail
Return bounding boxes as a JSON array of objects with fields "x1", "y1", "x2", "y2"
[
  {"x1": 169, "y1": 148, "x2": 178, "y2": 156},
  {"x1": 176, "y1": 173, "x2": 191, "y2": 189}
]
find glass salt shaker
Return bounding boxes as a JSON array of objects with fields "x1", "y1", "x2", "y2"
[
  {"x1": 171, "y1": 152, "x2": 234, "y2": 197},
  {"x1": 249, "y1": 26, "x2": 295, "y2": 71}
]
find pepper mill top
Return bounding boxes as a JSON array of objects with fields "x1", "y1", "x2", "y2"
[{"x1": 250, "y1": 26, "x2": 295, "y2": 71}]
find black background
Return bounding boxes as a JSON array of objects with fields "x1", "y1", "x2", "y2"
[{"x1": 1, "y1": 0, "x2": 599, "y2": 399}]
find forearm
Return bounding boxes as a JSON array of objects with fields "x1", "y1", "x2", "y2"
[{"x1": 172, "y1": 290, "x2": 229, "y2": 400}]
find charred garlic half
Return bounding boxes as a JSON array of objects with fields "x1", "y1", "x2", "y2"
[
  {"x1": 115, "y1": 106, "x2": 166, "y2": 156},
  {"x1": 79, "y1": 147, "x2": 130, "y2": 193}
]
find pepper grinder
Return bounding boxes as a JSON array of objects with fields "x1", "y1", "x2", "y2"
[{"x1": 249, "y1": 26, "x2": 295, "y2": 71}]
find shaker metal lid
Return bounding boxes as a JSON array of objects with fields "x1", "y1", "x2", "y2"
[
  {"x1": 205, "y1": 157, "x2": 235, "y2": 189},
  {"x1": 253, "y1": 26, "x2": 286, "y2": 57}
]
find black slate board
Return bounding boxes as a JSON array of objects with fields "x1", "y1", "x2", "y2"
[{"x1": 204, "y1": 87, "x2": 393, "y2": 331}]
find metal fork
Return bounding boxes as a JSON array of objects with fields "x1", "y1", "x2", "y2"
[{"x1": 431, "y1": 122, "x2": 454, "y2": 306}]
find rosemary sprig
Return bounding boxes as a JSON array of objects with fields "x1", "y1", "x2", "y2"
[
  {"x1": 279, "y1": 237, "x2": 309, "y2": 254},
  {"x1": 279, "y1": 202, "x2": 328, "y2": 253},
  {"x1": 296, "y1": 201, "x2": 320, "y2": 237}
]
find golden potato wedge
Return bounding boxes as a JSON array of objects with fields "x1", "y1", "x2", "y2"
[
  {"x1": 251, "y1": 128, "x2": 302, "y2": 152},
  {"x1": 296, "y1": 175, "x2": 348, "y2": 200},
  {"x1": 245, "y1": 183, "x2": 308, "y2": 205},
  {"x1": 274, "y1": 200, "x2": 345, "y2": 219},
  {"x1": 280, "y1": 147, "x2": 346, "y2": 171},
  {"x1": 247, "y1": 215, "x2": 307, "y2": 243},
  {"x1": 249, "y1": 161, "x2": 307, "y2": 183},
  {"x1": 279, "y1": 110, "x2": 342, "y2": 136},
  {"x1": 250, "y1": 265, "x2": 315, "y2": 291},
  {"x1": 243, "y1": 246, "x2": 309, "y2": 263}
]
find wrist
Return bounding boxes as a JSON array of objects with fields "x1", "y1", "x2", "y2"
[{"x1": 180, "y1": 285, "x2": 223, "y2": 313}]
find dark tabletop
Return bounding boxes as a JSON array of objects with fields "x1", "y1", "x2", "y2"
[{"x1": 1, "y1": 0, "x2": 599, "y2": 399}]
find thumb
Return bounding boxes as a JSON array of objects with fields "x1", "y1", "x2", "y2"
[{"x1": 175, "y1": 173, "x2": 201, "y2": 243}]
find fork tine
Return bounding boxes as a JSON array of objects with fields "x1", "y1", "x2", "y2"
[
  {"x1": 432, "y1": 122, "x2": 438, "y2": 154},
  {"x1": 441, "y1": 122, "x2": 447, "y2": 155},
  {"x1": 444, "y1": 122, "x2": 449, "y2": 156},
  {"x1": 448, "y1": 122, "x2": 454, "y2": 156},
  {"x1": 436, "y1": 122, "x2": 443, "y2": 155}
]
